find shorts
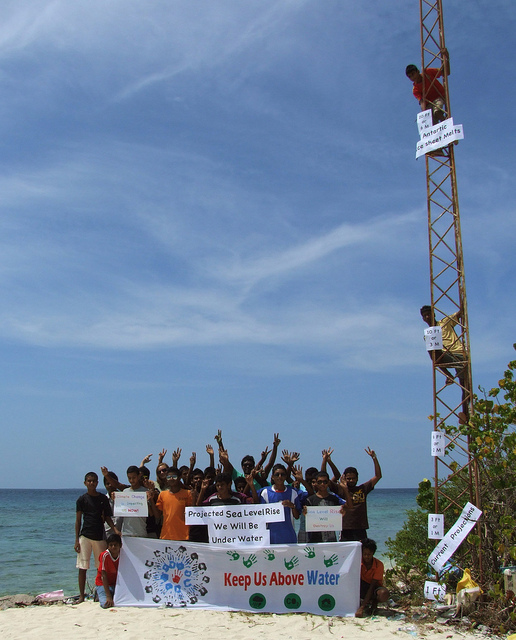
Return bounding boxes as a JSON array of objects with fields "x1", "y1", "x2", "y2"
[
  {"x1": 435, "y1": 350, "x2": 467, "y2": 379},
  {"x1": 360, "y1": 579, "x2": 383, "y2": 600},
  {"x1": 340, "y1": 529, "x2": 367, "y2": 542},
  {"x1": 76, "y1": 536, "x2": 107, "y2": 570}
]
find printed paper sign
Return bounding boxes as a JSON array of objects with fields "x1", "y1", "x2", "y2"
[
  {"x1": 427, "y1": 502, "x2": 482, "y2": 572},
  {"x1": 431, "y1": 431, "x2": 445, "y2": 457},
  {"x1": 113, "y1": 492, "x2": 148, "y2": 517},
  {"x1": 185, "y1": 504, "x2": 284, "y2": 547},
  {"x1": 305, "y1": 507, "x2": 343, "y2": 532},
  {"x1": 424, "y1": 580, "x2": 447, "y2": 601},
  {"x1": 115, "y1": 537, "x2": 361, "y2": 616},
  {"x1": 424, "y1": 326, "x2": 443, "y2": 351},
  {"x1": 415, "y1": 116, "x2": 464, "y2": 158},
  {"x1": 428, "y1": 514, "x2": 445, "y2": 539}
]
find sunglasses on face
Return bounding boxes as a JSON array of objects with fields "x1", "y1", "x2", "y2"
[{"x1": 166, "y1": 475, "x2": 179, "y2": 480}]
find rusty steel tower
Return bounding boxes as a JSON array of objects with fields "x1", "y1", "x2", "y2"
[{"x1": 418, "y1": 0, "x2": 481, "y2": 569}]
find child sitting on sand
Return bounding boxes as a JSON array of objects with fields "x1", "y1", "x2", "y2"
[
  {"x1": 356, "y1": 538, "x2": 390, "y2": 617},
  {"x1": 95, "y1": 533, "x2": 122, "y2": 608}
]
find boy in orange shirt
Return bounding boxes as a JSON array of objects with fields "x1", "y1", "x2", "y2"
[
  {"x1": 356, "y1": 538, "x2": 390, "y2": 617},
  {"x1": 148, "y1": 467, "x2": 192, "y2": 540}
]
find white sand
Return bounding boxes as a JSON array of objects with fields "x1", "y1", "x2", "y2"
[{"x1": 0, "y1": 601, "x2": 486, "y2": 640}]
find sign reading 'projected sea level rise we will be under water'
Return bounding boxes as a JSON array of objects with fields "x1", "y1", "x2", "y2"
[{"x1": 185, "y1": 504, "x2": 284, "y2": 546}]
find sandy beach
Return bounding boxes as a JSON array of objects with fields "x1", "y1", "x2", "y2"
[{"x1": 0, "y1": 600, "x2": 492, "y2": 640}]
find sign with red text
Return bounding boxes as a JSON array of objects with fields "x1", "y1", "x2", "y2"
[
  {"x1": 113, "y1": 492, "x2": 148, "y2": 517},
  {"x1": 305, "y1": 506, "x2": 342, "y2": 532},
  {"x1": 115, "y1": 537, "x2": 361, "y2": 616}
]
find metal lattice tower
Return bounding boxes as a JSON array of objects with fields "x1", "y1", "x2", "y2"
[{"x1": 418, "y1": 0, "x2": 481, "y2": 567}]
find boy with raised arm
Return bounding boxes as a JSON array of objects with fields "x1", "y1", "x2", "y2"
[
  {"x1": 303, "y1": 471, "x2": 352, "y2": 543},
  {"x1": 339, "y1": 448, "x2": 382, "y2": 542},
  {"x1": 148, "y1": 467, "x2": 192, "y2": 540}
]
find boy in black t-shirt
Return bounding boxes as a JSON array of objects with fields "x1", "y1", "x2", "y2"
[
  {"x1": 304, "y1": 471, "x2": 351, "y2": 543},
  {"x1": 75, "y1": 471, "x2": 121, "y2": 603}
]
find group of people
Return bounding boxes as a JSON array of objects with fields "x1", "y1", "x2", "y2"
[{"x1": 75, "y1": 432, "x2": 388, "y2": 615}]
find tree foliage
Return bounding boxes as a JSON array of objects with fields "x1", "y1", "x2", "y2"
[{"x1": 385, "y1": 345, "x2": 516, "y2": 630}]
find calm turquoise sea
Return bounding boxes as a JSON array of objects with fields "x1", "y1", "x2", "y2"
[{"x1": 0, "y1": 488, "x2": 417, "y2": 597}]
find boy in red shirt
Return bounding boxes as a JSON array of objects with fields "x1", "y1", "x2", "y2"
[
  {"x1": 95, "y1": 533, "x2": 122, "y2": 608},
  {"x1": 356, "y1": 538, "x2": 390, "y2": 617}
]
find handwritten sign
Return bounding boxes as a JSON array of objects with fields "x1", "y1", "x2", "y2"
[
  {"x1": 415, "y1": 115, "x2": 464, "y2": 159},
  {"x1": 305, "y1": 506, "x2": 342, "y2": 532},
  {"x1": 428, "y1": 514, "x2": 444, "y2": 539},
  {"x1": 427, "y1": 502, "x2": 482, "y2": 572},
  {"x1": 417, "y1": 109, "x2": 433, "y2": 135},
  {"x1": 431, "y1": 431, "x2": 445, "y2": 457},
  {"x1": 424, "y1": 326, "x2": 443, "y2": 351},
  {"x1": 113, "y1": 492, "x2": 148, "y2": 517}
]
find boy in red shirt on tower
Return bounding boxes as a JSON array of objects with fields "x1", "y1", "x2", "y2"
[{"x1": 95, "y1": 533, "x2": 122, "y2": 608}]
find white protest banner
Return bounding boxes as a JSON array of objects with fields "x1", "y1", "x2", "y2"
[
  {"x1": 424, "y1": 580, "x2": 447, "y2": 601},
  {"x1": 428, "y1": 514, "x2": 445, "y2": 540},
  {"x1": 431, "y1": 431, "x2": 445, "y2": 457},
  {"x1": 415, "y1": 117, "x2": 464, "y2": 159},
  {"x1": 305, "y1": 506, "x2": 342, "y2": 532},
  {"x1": 113, "y1": 492, "x2": 148, "y2": 517},
  {"x1": 428, "y1": 502, "x2": 482, "y2": 572},
  {"x1": 115, "y1": 537, "x2": 361, "y2": 616},
  {"x1": 185, "y1": 504, "x2": 284, "y2": 547},
  {"x1": 424, "y1": 326, "x2": 443, "y2": 351},
  {"x1": 417, "y1": 109, "x2": 433, "y2": 135}
]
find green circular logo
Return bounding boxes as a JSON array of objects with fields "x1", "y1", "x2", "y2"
[
  {"x1": 284, "y1": 593, "x2": 301, "y2": 610},
  {"x1": 249, "y1": 593, "x2": 266, "y2": 610},
  {"x1": 318, "y1": 594, "x2": 336, "y2": 612}
]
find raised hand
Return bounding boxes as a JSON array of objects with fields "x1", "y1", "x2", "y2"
[
  {"x1": 172, "y1": 448, "x2": 182, "y2": 465},
  {"x1": 158, "y1": 448, "x2": 167, "y2": 463},
  {"x1": 190, "y1": 452, "x2": 196, "y2": 466},
  {"x1": 273, "y1": 433, "x2": 281, "y2": 447},
  {"x1": 206, "y1": 444, "x2": 214, "y2": 456}
]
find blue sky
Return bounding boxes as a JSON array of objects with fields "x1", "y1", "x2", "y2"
[{"x1": 1, "y1": 0, "x2": 514, "y2": 489}]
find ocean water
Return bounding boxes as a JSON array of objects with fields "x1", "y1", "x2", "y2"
[{"x1": 0, "y1": 487, "x2": 417, "y2": 597}]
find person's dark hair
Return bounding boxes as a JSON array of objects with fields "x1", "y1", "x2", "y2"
[
  {"x1": 241, "y1": 455, "x2": 255, "y2": 467},
  {"x1": 405, "y1": 64, "x2": 419, "y2": 76},
  {"x1": 139, "y1": 465, "x2": 151, "y2": 479},
  {"x1": 167, "y1": 467, "x2": 180, "y2": 477},
  {"x1": 362, "y1": 538, "x2": 377, "y2": 554},
  {"x1": 272, "y1": 463, "x2": 287, "y2": 475},
  {"x1": 126, "y1": 465, "x2": 140, "y2": 475},
  {"x1": 344, "y1": 466, "x2": 358, "y2": 477},
  {"x1": 420, "y1": 305, "x2": 432, "y2": 314},
  {"x1": 192, "y1": 468, "x2": 204, "y2": 478},
  {"x1": 234, "y1": 476, "x2": 247, "y2": 489},
  {"x1": 305, "y1": 467, "x2": 319, "y2": 478},
  {"x1": 215, "y1": 472, "x2": 232, "y2": 485},
  {"x1": 103, "y1": 471, "x2": 119, "y2": 490},
  {"x1": 316, "y1": 471, "x2": 330, "y2": 480},
  {"x1": 84, "y1": 471, "x2": 98, "y2": 481},
  {"x1": 106, "y1": 533, "x2": 122, "y2": 546},
  {"x1": 204, "y1": 466, "x2": 216, "y2": 478}
]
